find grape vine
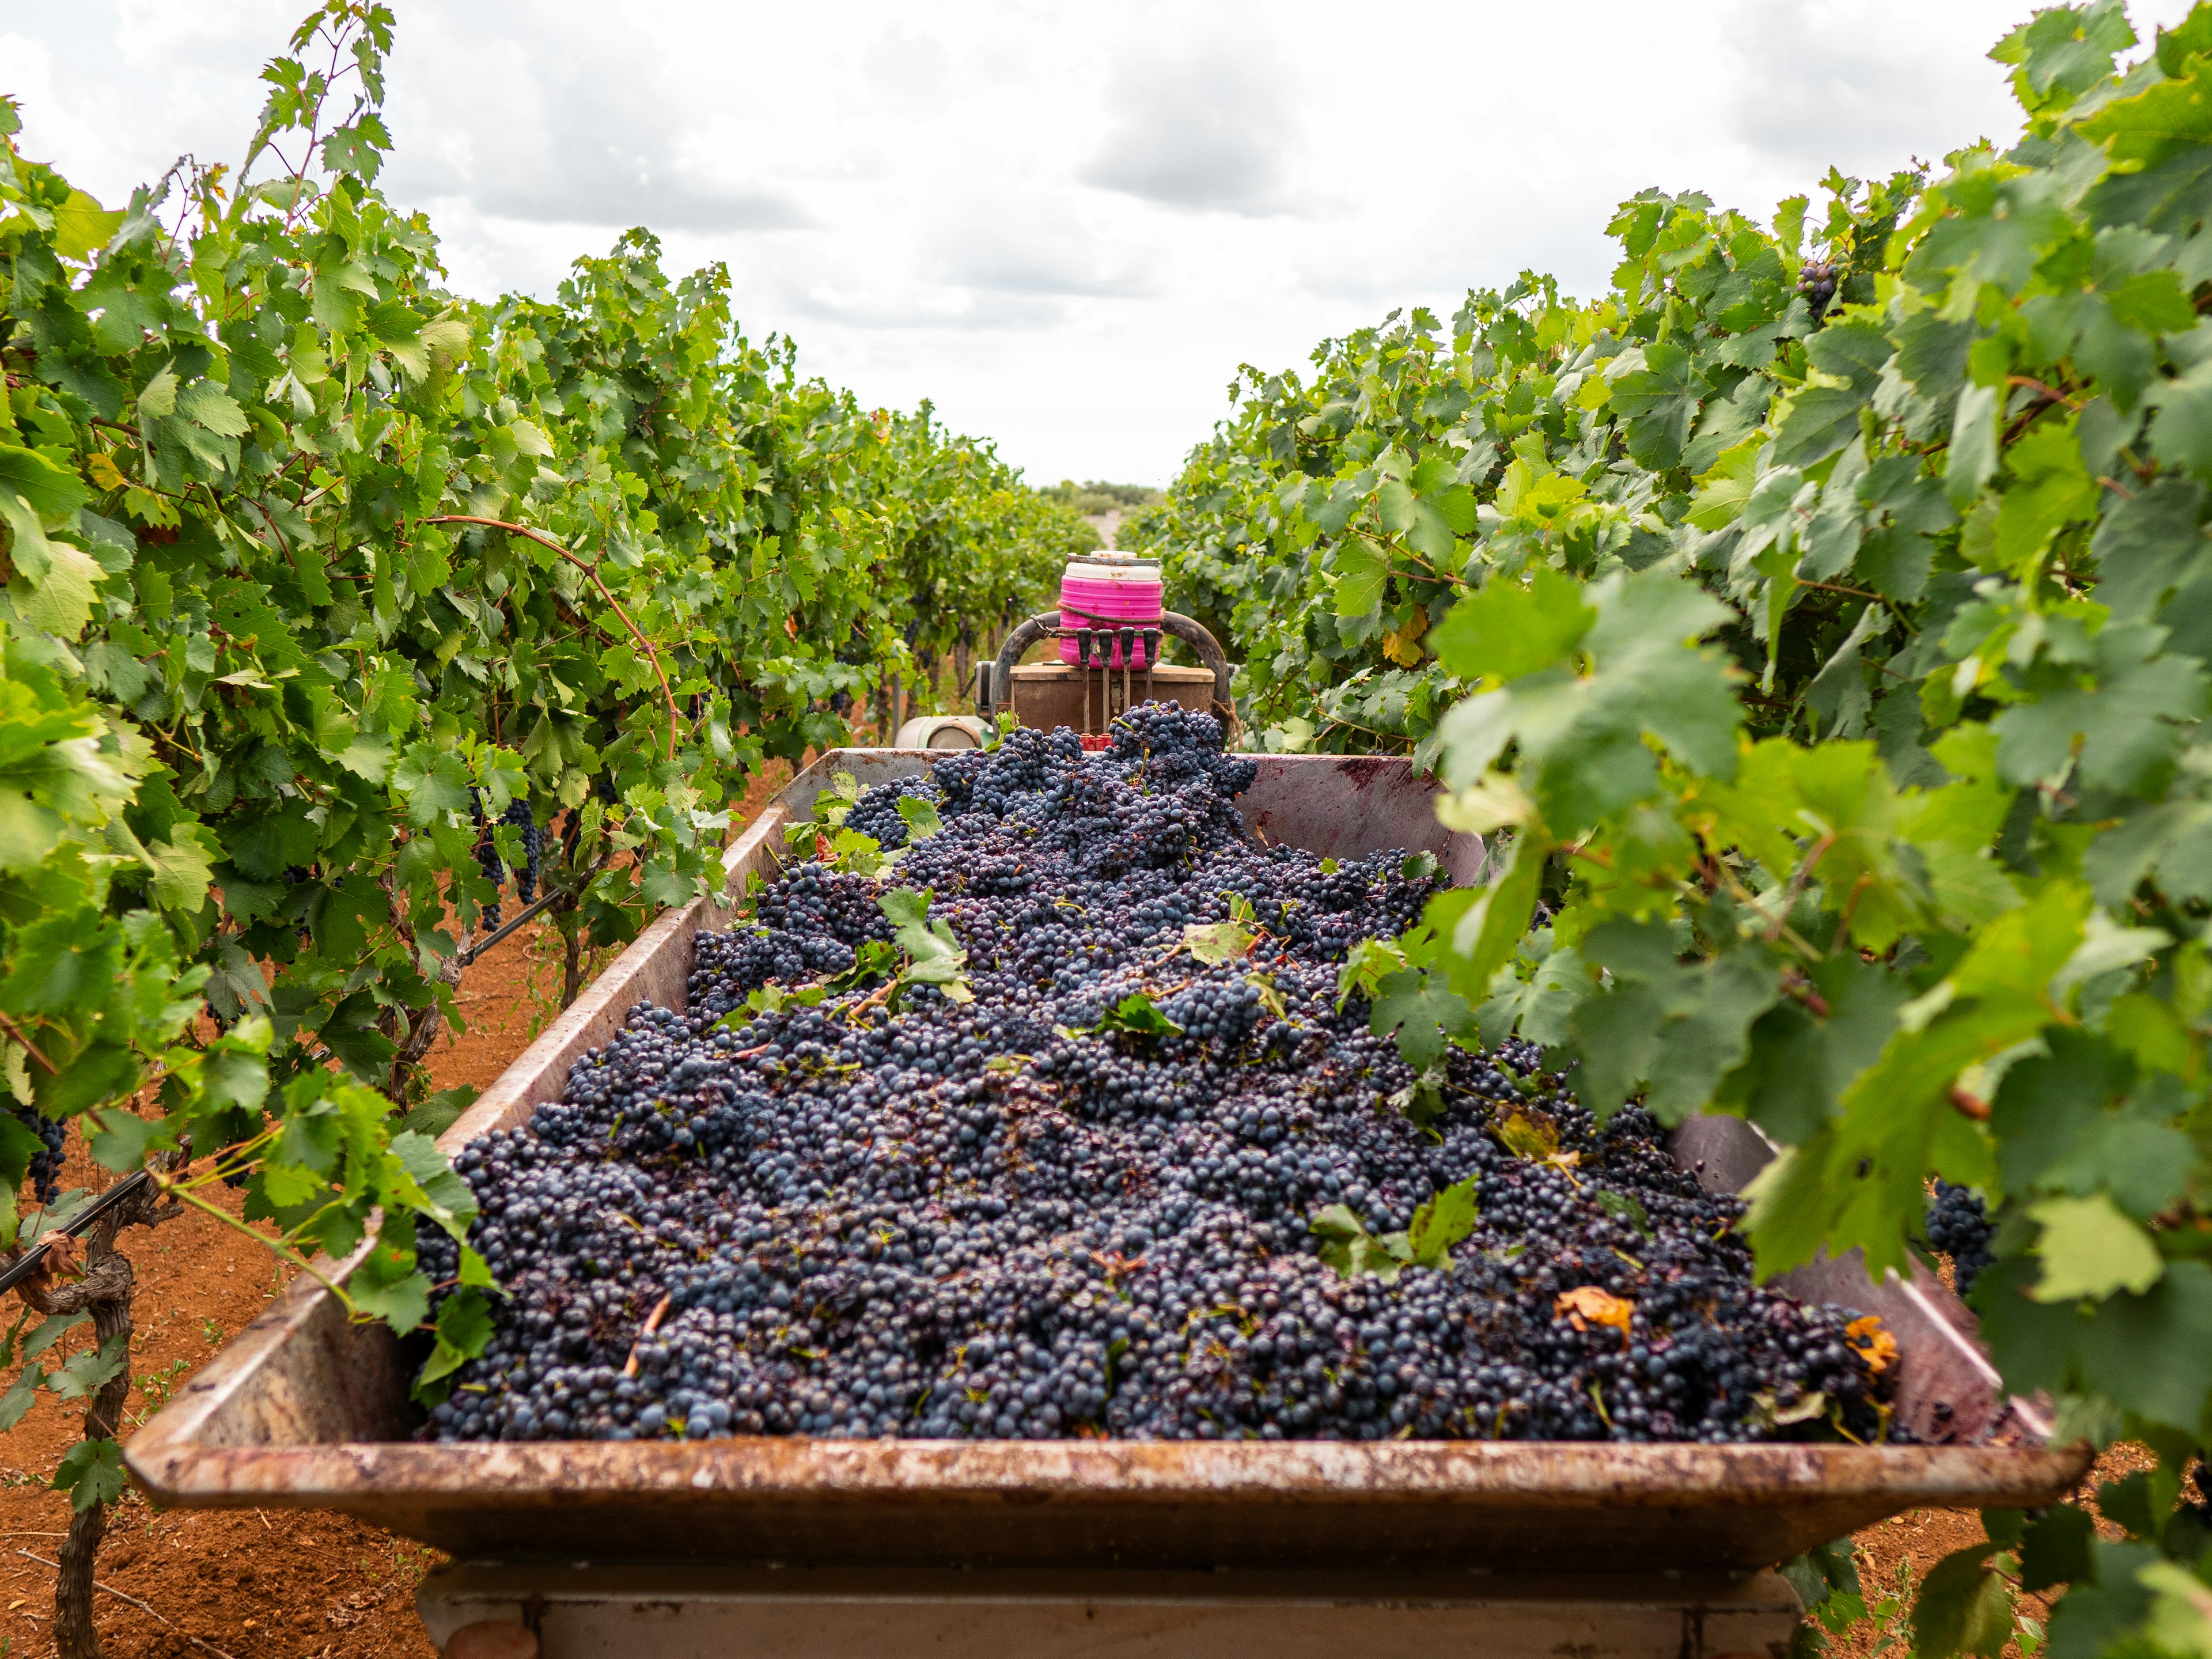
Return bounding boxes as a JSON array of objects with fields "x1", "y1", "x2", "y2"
[
  {"x1": 1134, "y1": 2, "x2": 2212, "y2": 1654},
  {"x1": 0, "y1": 5, "x2": 1088, "y2": 1646}
]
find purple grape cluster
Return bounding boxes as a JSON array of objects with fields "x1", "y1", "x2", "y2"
[
  {"x1": 1925, "y1": 1180, "x2": 1995, "y2": 1297},
  {"x1": 11, "y1": 1104, "x2": 65, "y2": 1203},
  {"x1": 842, "y1": 776, "x2": 941, "y2": 851},
  {"x1": 1798, "y1": 258, "x2": 1844, "y2": 320},
  {"x1": 469, "y1": 794, "x2": 542, "y2": 931}
]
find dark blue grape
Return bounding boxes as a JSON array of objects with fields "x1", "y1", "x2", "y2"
[
  {"x1": 469, "y1": 794, "x2": 541, "y2": 930},
  {"x1": 1798, "y1": 259, "x2": 1844, "y2": 321},
  {"x1": 12, "y1": 1105, "x2": 64, "y2": 1203},
  {"x1": 469, "y1": 790, "x2": 504, "y2": 930},
  {"x1": 1925, "y1": 1180, "x2": 1995, "y2": 1297},
  {"x1": 842, "y1": 777, "x2": 940, "y2": 851},
  {"x1": 502, "y1": 798, "x2": 540, "y2": 907}
]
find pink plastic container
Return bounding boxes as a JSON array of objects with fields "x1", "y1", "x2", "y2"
[{"x1": 1058, "y1": 558, "x2": 1164, "y2": 669}]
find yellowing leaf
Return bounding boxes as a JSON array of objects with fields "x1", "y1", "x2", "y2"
[
  {"x1": 1846, "y1": 1314, "x2": 1898, "y2": 1374},
  {"x1": 1, "y1": 1041, "x2": 30, "y2": 1104},
  {"x1": 1246, "y1": 972, "x2": 1287, "y2": 1017},
  {"x1": 1498, "y1": 1109, "x2": 1560, "y2": 1160},
  {"x1": 1555, "y1": 1286, "x2": 1634, "y2": 1335},
  {"x1": 2028, "y1": 1193, "x2": 2165, "y2": 1301},
  {"x1": 508, "y1": 419, "x2": 555, "y2": 459},
  {"x1": 1181, "y1": 919, "x2": 1256, "y2": 964},
  {"x1": 51, "y1": 190, "x2": 124, "y2": 262},
  {"x1": 2079, "y1": 55, "x2": 2212, "y2": 165},
  {"x1": 0, "y1": 445, "x2": 92, "y2": 519},
  {"x1": 137, "y1": 366, "x2": 179, "y2": 420},
  {"x1": 1771, "y1": 1389, "x2": 1830, "y2": 1426},
  {"x1": 1488, "y1": 454, "x2": 1576, "y2": 518},
  {"x1": 419, "y1": 317, "x2": 472, "y2": 358},
  {"x1": 1687, "y1": 436, "x2": 1764, "y2": 531},
  {"x1": 5, "y1": 522, "x2": 103, "y2": 638},
  {"x1": 1435, "y1": 773, "x2": 1537, "y2": 835}
]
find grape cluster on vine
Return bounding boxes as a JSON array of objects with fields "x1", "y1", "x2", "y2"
[
  {"x1": 468, "y1": 794, "x2": 543, "y2": 932},
  {"x1": 419, "y1": 707, "x2": 1900, "y2": 1448},
  {"x1": 1797, "y1": 257, "x2": 1843, "y2": 320},
  {"x1": 1923, "y1": 1180, "x2": 1995, "y2": 1298},
  {"x1": 11, "y1": 1104, "x2": 65, "y2": 1204}
]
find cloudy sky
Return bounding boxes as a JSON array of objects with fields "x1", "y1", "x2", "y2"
[{"x1": 3, "y1": 1, "x2": 2198, "y2": 486}]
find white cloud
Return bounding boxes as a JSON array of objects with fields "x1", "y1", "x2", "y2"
[
  {"x1": 1080, "y1": 27, "x2": 1305, "y2": 217},
  {"x1": 931, "y1": 199, "x2": 1158, "y2": 301},
  {"x1": 1715, "y1": 0, "x2": 2033, "y2": 172},
  {"x1": 380, "y1": 14, "x2": 815, "y2": 233},
  {"x1": 862, "y1": 24, "x2": 954, "y2": 119},
  {"x1": 7, "y1": 0, "x2": 2205, "y2": 486}
]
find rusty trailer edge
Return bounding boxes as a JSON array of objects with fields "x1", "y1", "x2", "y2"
[{"x1": 124, "y1": 1436, "x2": 2086, "y2": 1506}]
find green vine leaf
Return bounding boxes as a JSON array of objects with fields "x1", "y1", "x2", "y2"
[{"x1": 51, "y1": 1438, "x2": 126, "y2": 1512}]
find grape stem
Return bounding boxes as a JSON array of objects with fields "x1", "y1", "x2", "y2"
[
  {"x1": 422, "y1": 516, "x2": 680, "y2": 762},
  {"x1": 1794, "y1": 579, "x2": 1915, "y2": 628},
  {"x1": 1830, "y1": 872, "x2": 1875, "y2": 952},
  {"x1": 144, "y1": 1169, "x2": 358, "y2": 1316},
  {"x1": 2005, "y1": 374, "x2": 2082, "y2": 411},
  {"x1": 1778, "y1": 968, "x2": 1832, "y2": 1019},
  {"x1": 1764, "y1": 831, "x2": 1835, "y2": 944},
  {"x1": 621, "y1": 1293, "x2": 673, "y2": 1378},
  {"x1": 1948, "y1": 1085, "x2": 1991, "y2": 1122},
  {"x1": 0, "y1": 1012, "x2": 56, "y2": 1074}
]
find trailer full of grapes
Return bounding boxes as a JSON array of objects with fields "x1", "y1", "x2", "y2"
[{"x1": 126, "y1": 743, "x2": 2086, "y2": 1659}]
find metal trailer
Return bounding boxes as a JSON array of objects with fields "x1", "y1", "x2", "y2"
[
  {"x1": 889, "y1": 715, "x2": 986, "y2": 751},
  {"x1": 127, "y1": 751, "x2": 2087, "y2": 1659}
]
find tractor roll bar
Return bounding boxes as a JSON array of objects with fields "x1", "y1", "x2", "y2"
[{"x1": 976, "y1": 612, "x2": 1233, "y2": 724}]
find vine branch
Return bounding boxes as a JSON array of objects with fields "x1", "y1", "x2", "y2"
[
  {"x1": 0, "y1": 1011, "x2": 58, "y2": 1075},
  {"x1": 422, "y1": 515, "x2": 680, "y2": 761}
]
